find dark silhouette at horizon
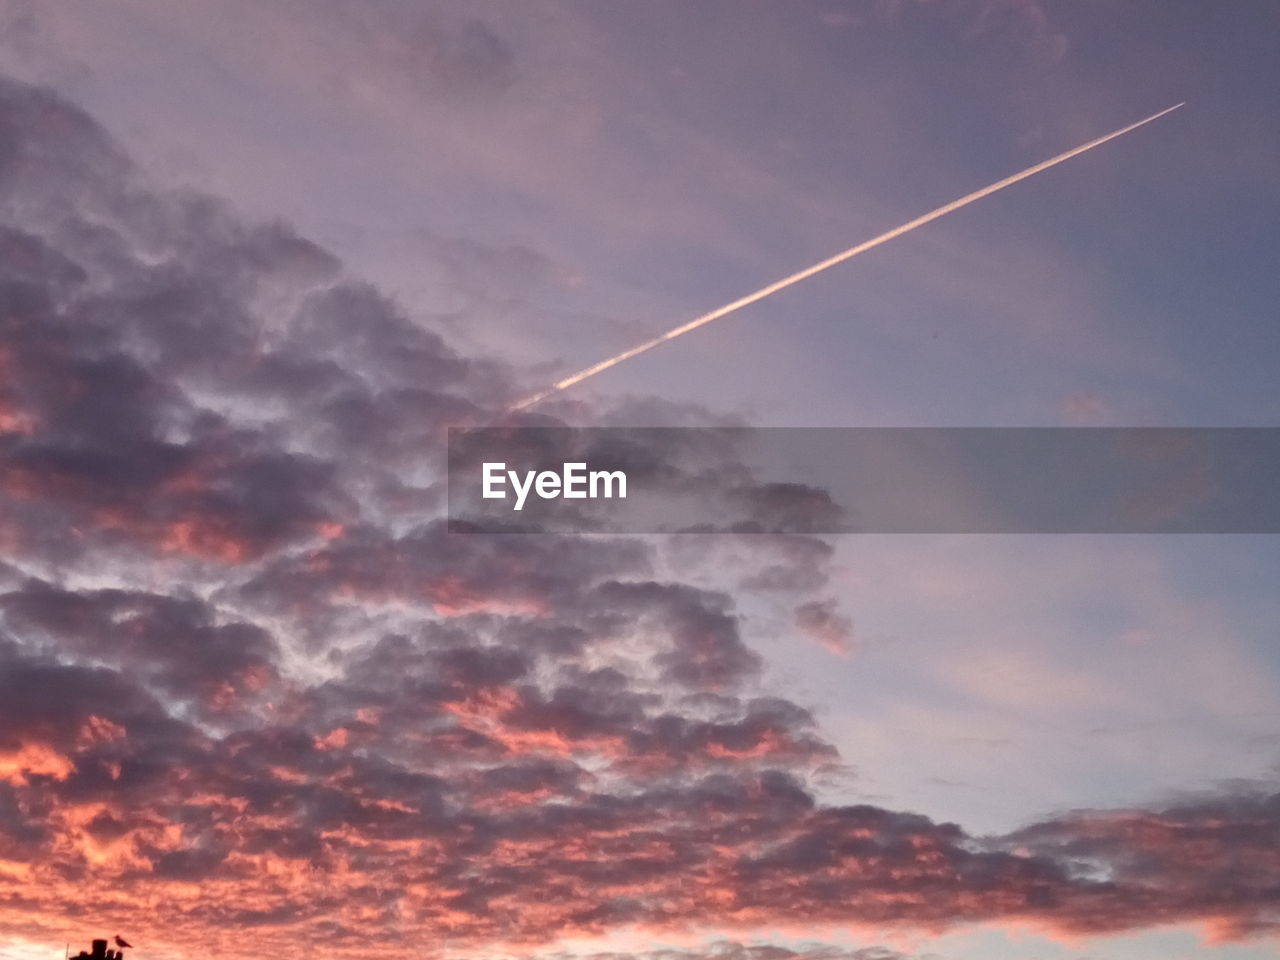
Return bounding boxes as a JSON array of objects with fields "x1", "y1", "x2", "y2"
[{"x1": 71, "y1": 940, "x2": 126, "y2": 960}]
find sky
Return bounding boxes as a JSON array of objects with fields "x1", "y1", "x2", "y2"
[{"x1": 0, "y1": 2, "x2": 1278, "y2": 959}]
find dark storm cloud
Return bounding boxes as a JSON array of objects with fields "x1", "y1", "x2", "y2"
[
  {"x1": 0, "y1": 579, "x2": 281, "y2": 720},
  {"x1": 235, "y1": 521, "x2": 653, "y2": 630},
  {"x1": 0, "y1": 638, "x2": 208, "y2": 823},
  {"x1": 591, "y1": 580, "x2": 761, "y2": 689},
  {"x1": 1, "y1": 72, "x2": 1277, "y2": 960},
  {"x1": 0, "y1": 102, "x2": 346, "y2": 563},
  {"x1": 0, "y1": 72, "x2": 523, "y2": 566}
]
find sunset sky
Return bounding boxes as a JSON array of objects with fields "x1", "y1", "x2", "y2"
[{"x1": 1, "y1": 3, "x2": 1279, "y2": 960}]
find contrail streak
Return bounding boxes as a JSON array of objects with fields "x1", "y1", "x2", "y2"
[{"x1": 511, "y1": 103, "x2": 1183, "y2": 411}]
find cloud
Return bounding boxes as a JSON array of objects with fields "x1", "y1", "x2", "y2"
[
  {"x1": 0, "y1": 579, "x2": 281, "y2": 722},
  {"x1": 1002, "y1": 790, "x2": 1280, "y2": 940},
  {"x1": 0, "y1": 72, "x2": 1277, "y2": 960},
  {"x1": 793, "y1": 599, "x2": 854, "y2": 656},
  {"x1": 506, "y1": 942, "x2": 920, "y2": 960}
]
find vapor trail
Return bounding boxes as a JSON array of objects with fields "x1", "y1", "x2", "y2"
[{"x1": 510, "y1": 103, "x2": 1183, "y2": 411}]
